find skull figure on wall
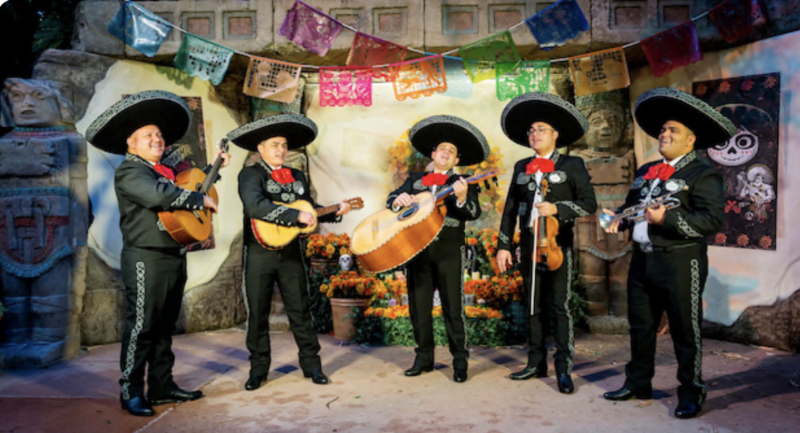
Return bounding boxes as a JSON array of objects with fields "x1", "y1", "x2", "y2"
[
  {"x1": 708, "y1": 104, "x2": 772, "y2": 167},
  {"x1": 339, "y1": 253, "x2": 353, "y2": 271}
]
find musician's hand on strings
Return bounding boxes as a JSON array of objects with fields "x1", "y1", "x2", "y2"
[
  {"x1": 393, "y1": 193, "x2": 414, "y2": 208},
  {"x1": 602, "y1": 209, "x2": 620, "y2": 234},
  {"x1": 213, "y1": 149, "x2": 232, "y2": 168},
  {"x1": 645, "y1": 204, "x2": 666, "y2": 225},
  {"x1": 336, "y1": 199, "x2": 351, "y2": 216},
  {"x1": 203, "y1": 195, "x2": 218, "y2": 213},
  {"x1": 534, "y1": 201, "x2": 558, "y2": 217},
  {"x1": 496, "y1": 249, "x2": 513, "y2": 274},
  {"x1": 298, "y1": 211, "x2": 316, "y2": 227},
  {"x1": 453, "y1": 177, "x2": 468, "y2": 203}
]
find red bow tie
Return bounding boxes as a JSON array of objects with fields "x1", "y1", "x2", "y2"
[
  {"x1": 421, "y1": 172, "x2": 449, "y2": 187},
  {"x1": 644, "y1": 163, "x2": 676, "y2": 181},
  {"x1": 153, "y1": 163, "x2": 175, "y2": 181},
  {"x1": 526, "y1": 158, "x2": 555, "y2": 175},
  {"x1": 271, "y1": 168, "x2": 295, "y2": 185}
]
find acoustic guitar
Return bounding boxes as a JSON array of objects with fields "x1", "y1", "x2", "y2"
[
  {"x1": 351, "y1": 169, "x2": 498, "y2": 273},
  {"x1": 251, "y1": 197, "x2": 364, "y2": 250},
  {"x1": 158, "y1": 138, "x2": 229, "y2": 245}
]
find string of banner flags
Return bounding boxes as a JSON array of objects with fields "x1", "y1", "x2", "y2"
[{"x1": 109, "y1": 0, "x2": 767, "y2": 106}]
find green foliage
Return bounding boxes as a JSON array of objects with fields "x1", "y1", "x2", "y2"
[
  {"x1": 0, "y1": 300, "x2": 6, "y2": 321},
  {"x1": 306, "y1": 268, "x2": 332, "y2": 334},
  {"x1": 466, "y1": 317, "x2": 508, "y2": 347},
  {"x1": 502, "y1": 301, "x2": 528, "y2": 344},
  {"x1": 354, "y1": 314, "x2": 509, "y2": 347}
]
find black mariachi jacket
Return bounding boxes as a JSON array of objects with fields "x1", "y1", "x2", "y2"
[
  {"x1": 617, "y1": 151, "x2": 724, "y2": 247},
  {"x1": 498, "y1": 152, "x2": 597, "y2": 250},
  {"x1": 385, "y1": 170, "x2": 481, "y2": 243},
  {"x1": 238, "y1": 158, "x2": 339, "y2": 246},
  {"x1": 115, "y1": 153, "x2": 207, "y2": 250}
]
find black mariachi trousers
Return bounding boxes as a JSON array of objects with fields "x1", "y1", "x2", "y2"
[
  {"x1": 406, "y1": 238, "x2": 469, "y2": 370},
  {"x1": 520, "y1": 233, "x2": 575, "y2": 375},
  {"x1": 119, "y1": 246, "x2": 186, "y2": 400},
  {"x1": 624, "y1": 243, "x2": 708, "y2": 404},
  {"x1": 242, "y1": 239, "x2": 321, "y2": 377}
]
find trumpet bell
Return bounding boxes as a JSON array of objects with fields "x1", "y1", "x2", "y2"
[{"x1": 598, "y1": 212, "x2": 615, "y2": 231}]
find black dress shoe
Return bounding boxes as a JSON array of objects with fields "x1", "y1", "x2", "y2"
[
  {"x1": 404, "y1": 363, "x2": 434, "y2": 377},
  {"x1": 557, "y1": 373, "x2": 575, "y2": 394},
  {"x1": 675, "y1": 402, "x2": 702, "y2": 419},
  {"x1": 304, "y1": 369, "x2": 329, "y2": 384},
  {"x1": 120, "y1": 395, "x2": 155, "y2": 417},
  {"x1": 245, "y1": 373, "x2": 267, "y2": 391},
  {"x1": 453, "y1": 368, "x2": 468, "y2": 383},
  {"x1": 149, "y1": 387, "x2": 204, "y2": 405},
  {"x1": 509, "y1": 365, "x2": 547, "y2": 381},
  {"x1": 603, "y1": 386, "x2": 653, "y2": 401}
]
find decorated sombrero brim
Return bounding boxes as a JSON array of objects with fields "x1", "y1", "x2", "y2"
[
  {"x1": 85, "y1": 90, "x2": 190, "y2": 155},
  {"x1": 227, "y1": 114, "x2": 317, "y2": 152},
  {"x1": 408, "y1": 115, "x2": 489, "y2": 166},
  {"x1": 634, "y1": 87, "x2": 737, "y2": 148},
  {"x1": 501, "y1": 92, "x2": 589, "y2": 147}
]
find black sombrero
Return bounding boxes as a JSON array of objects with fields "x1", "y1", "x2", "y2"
[
  {"x1": 85, "y1": 90, "x2": 190, "y2": 155},
  {"x1": 408, "y1": 115, "x2": 489, "y2": 166},
  {"x1": 634, "y1": 87, "x2": 737, "y2": 148},
  {"x1": 501, "y1": 92, "x2": 589, "y2": 148},
  {"x1": 227, "y1": 114, "x2": 317, "y2": 152}
]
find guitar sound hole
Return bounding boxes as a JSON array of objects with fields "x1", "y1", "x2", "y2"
[{"x1": 398, "y1": 204, "x2": 418, "y2": 221}]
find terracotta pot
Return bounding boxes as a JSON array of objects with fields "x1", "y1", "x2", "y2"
[
  {"x1": 309, "y1": 258, "x2": 338, "y2": 276},
  {"x1": 329, "y1": 298, "x2": 369, "y2": 341}
]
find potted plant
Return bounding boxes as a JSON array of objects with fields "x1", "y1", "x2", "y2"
[
  {"x1": 305, "y1": 232, "x2": 352, "y2": 276},
  {"x1": 320, "y1": 271, "x2": 385, "y2": 341}
]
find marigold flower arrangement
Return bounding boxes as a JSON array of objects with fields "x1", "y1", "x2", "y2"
[
  {"x1": 365, "y1": 305, "x2": 442, "y2": 319},
  {"x1": 464, "y1": 271, "x2": 523, "y2": 307},
  {"x1": 465, "y1": 306, "x2": 503, "y2": 319},
  {"x1": 305, "y1": 232, "x2": 351, "y2": 260},
  {"x1": 320, "y1": 271, "x2": 386, "y2": 299}
]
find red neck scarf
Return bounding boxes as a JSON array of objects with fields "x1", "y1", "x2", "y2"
[
  {"x1": 526, "y1": 158, "x2": 555, "y2": 175},
  {"x1": 643, "y1": 163, "x2": 676, "y2": 181},
  {"x1": 271, "y1": 167, "x2": 295, "y2": 185},
  {"x1": 421, "y1": 172, "x2": 449, "y2": 187},
  {"x1": 153, "y1": 163, "x2": 175, "y2": 181}
]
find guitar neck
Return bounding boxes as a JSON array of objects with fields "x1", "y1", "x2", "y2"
[
  {"x1": 316, "y1": 203, "x2": 341, "y2": 217},
  {"x1": 434, "y1": 169, "x2": 498, "y2": 201},
  {"x1": 199, "y1": 139, "x2": 229, "y2": 194}
]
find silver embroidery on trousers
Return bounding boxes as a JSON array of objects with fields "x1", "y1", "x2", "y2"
[{"x1": 121, "y1": 261, "x2": 147, "y2": 400}]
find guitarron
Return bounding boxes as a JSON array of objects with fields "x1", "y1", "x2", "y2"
[
  {"x1": 251, "y1": 198, "x2": 364, "y2": 249},
  {"x1": 157, "y1": 138, "x2": 229, "y2": 245},
  {"x1": 351, "y1": 169, "x2": 498, "y2": 273}
]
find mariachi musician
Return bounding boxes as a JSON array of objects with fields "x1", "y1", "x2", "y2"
[
  {"x1": 496, "y1": 93, "x2": 596, "y2": 394},
  {"x1": 229, "y1": 114, "x2": 351, "y2": 391},
  {"x1": 85, "y1": 90, "x2": 230, "y2": 416},
  {"x1": 601, "y1": 88, "x2": 735, "y2": 419},
  {"x1": 387, "y1": 115, "x2": 489, "y2": 383}
]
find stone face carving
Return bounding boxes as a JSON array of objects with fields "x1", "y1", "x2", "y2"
[
  {"x1": 571, "y1": 90, "x2": 635, "y2": 334},
  {"x1": 0, "y1": 78, "x2": 88, "y2": 368}
]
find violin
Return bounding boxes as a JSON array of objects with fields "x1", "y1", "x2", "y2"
[{"x1": 532, "y1": 179, "x2": 563, "y2": 271}]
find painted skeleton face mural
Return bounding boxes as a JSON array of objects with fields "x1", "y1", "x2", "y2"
[
  {"x1": 709, "y1": 104, "x2": 773, "y2": 167},
  {"x1": 707, "y1": 125, "x2": 758, "y2": 166}
]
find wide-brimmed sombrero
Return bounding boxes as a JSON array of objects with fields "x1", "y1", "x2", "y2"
[
  {"x1": 634, "y1": 87, "x2": 737, "y2": 148},
  {"x1": 85, "y1": 90, "x2": 190, "y2": 155},
  {"x1": 227, "y1": 114, "x2": 317, "y2": 152},
  {"x1": 501, "y1": 92, "x2": 589, "y2": 147},
  {"x1": 408, "y1": 115, "x2": 489, "y2": 166}
]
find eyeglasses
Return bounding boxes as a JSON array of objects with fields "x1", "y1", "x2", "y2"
[{"x1": 527, "y1": 127, "x2": 554, "y2": 136}]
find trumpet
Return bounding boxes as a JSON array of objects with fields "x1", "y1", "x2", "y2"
[{"x1": 598, "y1": 186, "x2": 688, "y2": 230}]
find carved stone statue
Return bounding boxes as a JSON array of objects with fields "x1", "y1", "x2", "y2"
[
  {"x1": 570, "y1": 90, "x2": 635, "y2": 333},
  {"x1": 0, "y1": 78, "x2": 88, "y2": 367}
]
